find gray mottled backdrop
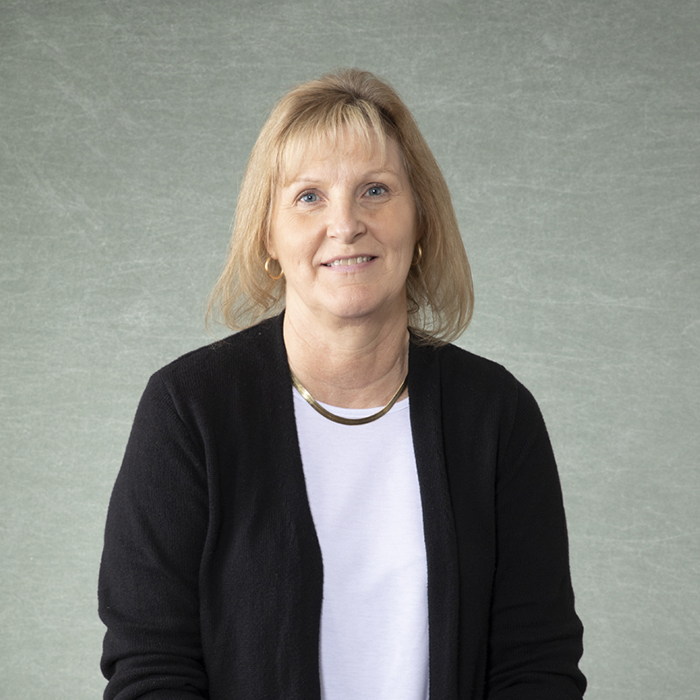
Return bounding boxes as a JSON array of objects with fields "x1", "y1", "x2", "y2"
[{"x1": 2, "y1": 0, "x2": 698, "y2": 697}]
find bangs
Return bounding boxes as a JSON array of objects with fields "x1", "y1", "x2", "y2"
[{"x1": 276, "y1": 102, "x2": 391, "y2": 186}]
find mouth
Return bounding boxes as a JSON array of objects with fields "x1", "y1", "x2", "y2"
[{"x1": 322, "y1": 255, "x2": 376, "y2": 267}]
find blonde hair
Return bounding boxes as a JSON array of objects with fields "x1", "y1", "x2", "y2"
[{"x1": 208, "y1": 68, "x2": 473, "y2": 344}]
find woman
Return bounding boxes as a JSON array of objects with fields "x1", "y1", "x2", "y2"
[{"x1": 99, "y1": 69, "x2": 586, "y2": 699}]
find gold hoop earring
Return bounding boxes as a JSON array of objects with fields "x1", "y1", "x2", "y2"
[
  {"x1": 411, "y1": 243, "x2": 423, "y2": 266},
  {"x1": 265, "y1": 256, "x2": 284, "y2": 280}
]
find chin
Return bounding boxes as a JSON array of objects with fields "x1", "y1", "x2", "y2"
[{"x1": 321, "y1": 291, "x2": 405, "y2": 324}]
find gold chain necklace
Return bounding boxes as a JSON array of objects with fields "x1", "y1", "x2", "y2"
[{"x1": 290, "y1": 370, "x2": 408, "y2": 426}]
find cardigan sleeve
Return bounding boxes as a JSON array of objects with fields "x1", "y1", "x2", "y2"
[
  {"x1": 98, "y1": 371, "x2": 209, "y2": 699},
  {"x1": 486, "y1": 381, "x2": 586, "y2": 699}
]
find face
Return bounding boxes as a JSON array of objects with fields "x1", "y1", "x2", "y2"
[{"x1": 268, "y1": 131, "x2": 417, "y2": 328}]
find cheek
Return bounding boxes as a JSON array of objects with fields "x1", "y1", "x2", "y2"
[
  {"x1": 273, "y1": 231, "x2": 318, "y2": 272},
  {"x1": 394, "y1": 200, "x2": 417, "y2": 244},
  {"x1": 268, "y1": 216, "x2": 296, "y2": 260},
  {"x1": 397, "y1": 220, "x2": 418, "y2": 258}
]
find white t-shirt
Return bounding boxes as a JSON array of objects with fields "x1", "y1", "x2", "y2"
[{"x1": 293, "y1": 390, "x2": 429, "y2": 700}]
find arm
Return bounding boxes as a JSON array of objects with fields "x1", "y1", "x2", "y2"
[
  {"x1": 486, "y1": 382, "x2": 586, "y2": 699},
  {"x1": 98, "y1": 372, "x2": 209, "y2": 699}
]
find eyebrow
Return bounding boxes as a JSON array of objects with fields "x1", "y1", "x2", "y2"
[{"x1": 284, "y1": 168, "x2": 403, "y2": 187}]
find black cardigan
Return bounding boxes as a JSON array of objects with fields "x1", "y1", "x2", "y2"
[{"x1": 99, "y1": 314, "x2": 586, "y2": 699}]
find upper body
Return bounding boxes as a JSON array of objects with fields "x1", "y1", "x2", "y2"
[
  {"x1": 99, "y1": 314, "x2": 585, "y2": 699},
  {"x1": 99, "y1": 68, "x2": 586, "y2": 699}
]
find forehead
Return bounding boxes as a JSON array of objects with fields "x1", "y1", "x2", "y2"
[{"x1": 278, "y1": 126, "x2": 403, "y2": 186}]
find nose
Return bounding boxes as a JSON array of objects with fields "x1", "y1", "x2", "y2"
[{"x1": 326, "y1": 197, "x2": 366, "y2": 243}]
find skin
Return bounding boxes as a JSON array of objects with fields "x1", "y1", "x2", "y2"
[{"x1": 267, "y1": 130, "x2": 418, "y2": 409}]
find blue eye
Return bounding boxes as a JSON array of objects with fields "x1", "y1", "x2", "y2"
[
  {"x1": 299, "y1": 192, "x2": 318, "y2": 203},
  {"x1": 366, "y1": 185, "x2": 386, "y2": 197}
]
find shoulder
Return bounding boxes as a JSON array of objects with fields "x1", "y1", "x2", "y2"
[
  {"x1": 137, "y1": 315, "x2": 286, "y2": 420},
  {"x1": 414, "y1": 340, "x2": 523, "y2": 400},
  {"x1": 153, "y1": 315, "x2": 283, "y2": 388},
  {"x1": 412, "y1": 340, "x2": 544, "y2": 433},
  {"x1": 436, "y1": 342, "x2": 514, "y2": 382}
]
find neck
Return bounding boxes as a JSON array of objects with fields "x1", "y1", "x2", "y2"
[{"x1": 283, "y1": 303, "x2": 410, "y2": 409}]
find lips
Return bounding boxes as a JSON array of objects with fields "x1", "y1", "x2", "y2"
[{"x1": 322, "y1": 255, "x2": 375, "y2": 267}]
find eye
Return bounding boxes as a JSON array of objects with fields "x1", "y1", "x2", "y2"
[
  {"x1": 298, "y1": 191, "x2": 319, "y2": 204},
  {"x1": 365, "y1": 184, "x2": 387, "y2": 197}
]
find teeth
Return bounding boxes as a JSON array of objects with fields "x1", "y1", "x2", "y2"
[{"x1": 328, "y1": 256, "x2": 372, "y2": 267}]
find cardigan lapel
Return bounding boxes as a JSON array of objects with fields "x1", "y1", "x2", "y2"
[
  {"x1": 254, "y1": 314, "x2": 324, "y2": 699},
  {"x1": 409, "y1": 341, "x2": 460, "y2": 700}
]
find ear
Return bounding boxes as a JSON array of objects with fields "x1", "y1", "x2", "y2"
[
  {"x1": 264, "y1": 223, "x2": 277, "y2": 259},
  {"x1": 414, "y1": 220, "x2": 424, "y2": 243}
]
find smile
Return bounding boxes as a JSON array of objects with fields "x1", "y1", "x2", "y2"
[{"x1": 323, "y1": 256, "x2": 375, "y2": 267}]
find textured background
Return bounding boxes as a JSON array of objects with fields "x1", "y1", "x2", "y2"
[{"x1": 2, "y1": 0, "x2": 698, "y2": 697}]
